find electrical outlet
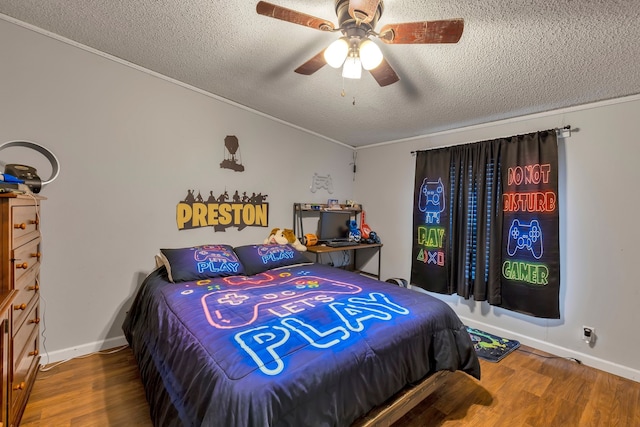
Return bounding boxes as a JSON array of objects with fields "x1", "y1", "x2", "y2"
[{"x1": 582, "y1": 326, "x2": 595, "y2": 344}]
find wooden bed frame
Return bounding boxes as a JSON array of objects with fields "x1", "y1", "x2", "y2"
[{"x1": 353, "y1": 370, "x2": 448, "y2": 426}]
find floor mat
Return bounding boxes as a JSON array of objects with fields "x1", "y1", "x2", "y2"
[{"x1": 466, "y1": 326, "x2": 520, "y2": 362}]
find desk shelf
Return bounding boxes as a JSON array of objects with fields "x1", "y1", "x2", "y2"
[
  {"x1": 293, "y1": 203, "x2": 362, "y2": 241},
  {"x1": 306, "y1": 243, "x2": 382, "y2": 280}
]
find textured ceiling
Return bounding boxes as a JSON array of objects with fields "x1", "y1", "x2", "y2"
[{"x1": 1, "y1": 0, "x2": 640, "y2": 147}]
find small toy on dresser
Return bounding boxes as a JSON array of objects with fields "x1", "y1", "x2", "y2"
[{"x1": 264, "y1": 228, "x2": 307, "y2": 251}]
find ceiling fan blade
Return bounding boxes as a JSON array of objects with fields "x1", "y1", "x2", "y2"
[
  {"x1": 369, "y1": 58, "x2": 399, "y2": 87},
  {"x1": 379, "y1": 19, "x2": 464, "y2": 44},
  {"x1": 256, "y1": 1, "x2": 335, "y2": 31},
  {"x1": 294, "y1": 50, "x2": 327, "y2": 75},
  {"x1": 348, "y1": 0, "x2": 381, "y2": 24}
]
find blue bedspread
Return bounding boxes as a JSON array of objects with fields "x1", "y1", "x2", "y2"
[{"x1": 123, "y1": 263, "x2": 480, "y2": 426}]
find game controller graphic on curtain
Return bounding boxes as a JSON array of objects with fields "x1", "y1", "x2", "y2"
[
  {"x1": 418, "y1": 178, "x2": 446, "y2": 225},
  {"x1": 506, "y1": 219, "x2": 543, "y2": 259}
]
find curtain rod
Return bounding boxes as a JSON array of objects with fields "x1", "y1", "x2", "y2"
[
  {"x1": 555, "y1": 125, "x2": 573, "y2": 137},
  {"x1": 410, "y1": 125, "x2": 573, "y2": 155}
]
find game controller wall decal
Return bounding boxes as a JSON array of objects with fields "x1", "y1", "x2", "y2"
[{"x1": 310, "y1": 173, "x2": 334, "y2": 193}]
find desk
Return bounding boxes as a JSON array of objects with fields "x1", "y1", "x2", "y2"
[{"x1": 306, "y1": 243, "x2": 383, "y2": 280}]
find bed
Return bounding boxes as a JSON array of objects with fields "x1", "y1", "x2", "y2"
[{"x1": 122, "y1": 243, "x2": 480, "y2": 426}]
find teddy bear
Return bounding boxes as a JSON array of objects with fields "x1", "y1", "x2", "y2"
[{"x1": 264, "y1": 228, "x2": 307, "y2": 251}]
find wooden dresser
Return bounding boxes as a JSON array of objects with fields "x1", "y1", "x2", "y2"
[{"x1": 0, "y1": 194, "x2": 43, "y2": 427}]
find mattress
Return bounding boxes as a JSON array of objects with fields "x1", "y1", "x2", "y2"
[{"x1": 123, "y1": 263, "x2": 480, "y2": 426}]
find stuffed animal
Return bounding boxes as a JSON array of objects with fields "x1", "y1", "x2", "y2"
[
  {"x1": 264, "y1": 228, "x2": 307, "y2": 251},
  {"x1": 348, "y1": 219, "x2": 361, "y2": 242}
]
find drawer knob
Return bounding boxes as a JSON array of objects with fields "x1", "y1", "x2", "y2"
[
  {"x1": 29, "y1": 317, "x2": 41, "y2": 324},
  {"x1": 14, "y1": 303, "x2": 26, "y2": 311},
  {"x1": 13, "y1": 382, "x2": 25, "y2": 391},
  {"x1": 16, "y1": 262, "x2": 28, "y2": 269},
  {"x1": 14, "y1": 223, "x2": 27, "y2": 230},
  {"x1": 31, "y1": 252, "x2": 42, "y2": 259},
  {"x1": 28, "y1": 284, "x2": 40, "y2": 292},
  {"x1": 30, "y1": 219, "x2": 39, "y2": 225},
  {"x1": 29, "y1": 350, "x2": 39, "y2": 356}
]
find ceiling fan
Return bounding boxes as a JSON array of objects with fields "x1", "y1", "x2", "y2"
[{"x1": 256, "y1": 0, "x2": 464, "y2": 87}]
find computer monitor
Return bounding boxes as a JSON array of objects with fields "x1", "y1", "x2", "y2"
[{"x1": 317, "y1": 211, "x2": 351, "y2": 242}]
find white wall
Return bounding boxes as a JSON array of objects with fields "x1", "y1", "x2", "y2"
[
  {"x1": 0, "y1": 19, "x2": 354, "y2": 362},
  {"x1": 354, "y1": 95, "x2": 640, "y2": 381}
]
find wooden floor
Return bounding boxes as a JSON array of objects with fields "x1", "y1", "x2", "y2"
[{"x1": 21, "y1": 345, "x2": 640, "y2": 426}]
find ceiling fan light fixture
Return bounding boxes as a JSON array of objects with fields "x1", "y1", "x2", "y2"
[
  {"x1": 359, "y1": 39, "x2": 383, "y2": 70},
  {"x1": 342, "y1": 55, "x2": 362, "y2": 79},
  {"x1": 324, "y1": 38, "x2": 349, "y2": 68},
  {"x1": 258, "y1": 1, "x2": 464, "y2": 88}
]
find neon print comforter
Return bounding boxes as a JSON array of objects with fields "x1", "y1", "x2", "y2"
[{"x1": 123, "y1": 263, "x2": 480, "y2": 426}]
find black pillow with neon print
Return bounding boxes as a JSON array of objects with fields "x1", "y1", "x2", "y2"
[
  {"x1": 159, "y1": 245, "x2": 246, "y2": 283},
  {"x1": 233, "y1": 244, "x2": 309, "y2": 275}
]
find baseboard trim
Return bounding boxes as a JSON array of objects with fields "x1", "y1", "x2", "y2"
[
  {"x1": 39, "y1": 335, "x2": 129, "y2": 366},
  {"x1": 460, "y1": 316, "x2": 640, "y2": 383}
]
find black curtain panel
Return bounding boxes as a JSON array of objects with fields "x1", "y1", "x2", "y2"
[
  {"x1": 411, "y1": 147, "x2": 453, "y2": 294},
  {"x1": 498, "y1": 130, "x2": 560, "y2": 318},
  {"x1": 411, "y1": 130, "x2": 560, "y2": 319}
]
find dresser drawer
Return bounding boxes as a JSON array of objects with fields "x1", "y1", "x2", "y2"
[
  {"x1": 12, "y1": 237, "x2": 41, "y2": 283},
  {"x1": 10, "y1": 320, "x2": 39, "y2": 421},
  {"x1": 13, "y1": 303, "x2": 39, "y2": 372},
  {"x1": 11, "y1": 205, "x2": 40, "y2": 248},
  {"x1": 12, "y1": 267, "x2": 39, "y2": 333}
]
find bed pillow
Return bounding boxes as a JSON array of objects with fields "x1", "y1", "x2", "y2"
[
  {"x1": 159, "y1": 244, "x2": 245, "y2": 283},
  {"x1": 233, "y1": 244, "x2": 309, "y2": 275}
]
